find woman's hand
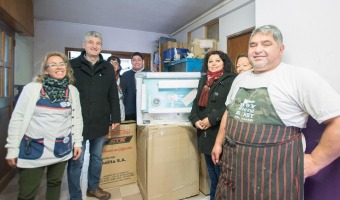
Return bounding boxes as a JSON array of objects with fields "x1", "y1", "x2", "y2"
[
  {"x1": 195, "y1": 118, "x2": 211, "y2": 130},
  {"x1": 7, "y1": 158, "x2": 17, "y2": 168},
  {"x1": 73, "y1": 147, "x2": 82, "y2": 160},
  {"x1": 200, "y1": 117, "x2": 211, "y2": 129},
  {"x1": 195, "y1": 120, "x2": 204, "y2": 130}
]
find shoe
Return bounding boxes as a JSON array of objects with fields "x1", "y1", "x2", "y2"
[{"x1": 86, "y1": 187, "x2": 111, "y2": 200}]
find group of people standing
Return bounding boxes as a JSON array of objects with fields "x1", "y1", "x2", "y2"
[
  {"x1": 5, "y1": 24, "x2": 340, "y2": 200},
  {"x1": 5, "y1": 31, "x2": 147, "y2": 200}
]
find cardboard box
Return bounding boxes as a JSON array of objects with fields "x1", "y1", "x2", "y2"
[
  {"x1": 199, "y1": 153, "x2": 211, "y2": 195},
  {"x1": 159, "y1": 37, "x2": 177, "y2": 72},
  {"x1": 162, "y1": 41, "x2": 187, "y2": 52},
  {"x1": 137, "y1": 125, "x2": 199, "y2": 200},
  {"x1": 99, "y1": 121, "x2": 137, "y2": 189},
  {"x1": 191, "y1": 38, "x2": 217, "y2": 58}
]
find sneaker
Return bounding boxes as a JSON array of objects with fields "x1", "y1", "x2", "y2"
[{"x1": 86, "y1": 187, "x2": 111, "y2": 200}]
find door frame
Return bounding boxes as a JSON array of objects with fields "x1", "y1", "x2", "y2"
[
  {"x1": 0, "y1": 20, "x2": 16, "y2": 193},
  {"x1": 65, "y1": 47, "x2": 152, "y2": 71},
  {"x1": 227, "y1": 27, "x2": 254, "y2": 72}
]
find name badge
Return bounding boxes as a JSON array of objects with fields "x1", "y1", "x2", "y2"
[{"x1": 63, "y1": 136, "x2": 70, "y2": 144}]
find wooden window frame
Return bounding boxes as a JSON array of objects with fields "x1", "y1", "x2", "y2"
[
  {"x1": 205, "y1": 19, "x2": 219, "y2": 41},
  {"x1": 65, "y1": 47, "x2": 151, "y2": 71}
]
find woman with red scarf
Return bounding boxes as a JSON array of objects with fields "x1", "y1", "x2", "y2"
[{"x1": 189, "y1": 50, "x2": 236, "y2": 200}]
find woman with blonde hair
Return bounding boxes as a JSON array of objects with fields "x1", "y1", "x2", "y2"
[
  {"x1": 5, "y1": 52, "x2": 83, "y2": 200},
  {"x1": 234, "y1": 53, "x2": 252, "y2": 74}
]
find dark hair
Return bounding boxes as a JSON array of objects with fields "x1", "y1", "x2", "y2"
[
  {"x1": 201, "y1": 50, "x2": 233, "y2": 73},
  {"x1": 107, "y1": 55, "x2": 122, "y2": 74},
  {"x1": 131, "y1": 52, "x2": 144, "y2": 60},
  {"x1": 107, "y1": 55, "x2": 121, "y2": 64}
]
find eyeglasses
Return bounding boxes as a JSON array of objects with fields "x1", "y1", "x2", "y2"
[
  {"x1": 47, "y1": 62, "x2": 67, "y2": 68},
  {"x1": 110, "y1": 60, "x2": 119, "y2": 65}
]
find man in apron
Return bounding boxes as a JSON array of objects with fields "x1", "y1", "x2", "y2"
[{"x1": 211, "y1": 25, "x2": 340, "y2": 200}]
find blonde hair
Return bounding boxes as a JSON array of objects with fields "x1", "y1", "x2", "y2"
[
  {"x1": 35, "y1": 52, "x2": 75, "y2": 84},
  {"x1": 234, "y1": 53, "x2": 249, "y2": 73}
]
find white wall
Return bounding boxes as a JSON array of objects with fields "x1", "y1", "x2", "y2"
[
  {"x1": 171, "y1": 0, "x2": 255, "y2": 51},
  {"x1": 256, "y1": 0, "x2": 340, "y2": 92},
  {"x1": 34, "y1": 20, "x2": 167, "y2": 75},
  {"x1": 191, "y1": 27, "x2": 206, "y2": 41},
  {"x1": 219, "y1": 1, "x2": 255, "y2": 51},
  {"x1": 14, "y1": 33, "x2": 34, "y2": 85}
]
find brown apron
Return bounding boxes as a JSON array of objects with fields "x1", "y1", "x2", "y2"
[{"x1": 215, "y1": 87, "x2": 304, "y2": 200}]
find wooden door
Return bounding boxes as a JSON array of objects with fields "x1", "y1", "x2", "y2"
[
  {"x1": 0, "y1": 21, "x2": 15, "y2": 192},
  {"x1": 227, "y1": 28, "x2": 254, "y2": 71}
]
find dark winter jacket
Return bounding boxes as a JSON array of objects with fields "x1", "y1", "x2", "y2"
[
  {"x1": 189, "y1": 72, "x2": 236, "y2": 155},
  {"x1": 71, "y1": 51, "x2": 121, "y2": 140}
]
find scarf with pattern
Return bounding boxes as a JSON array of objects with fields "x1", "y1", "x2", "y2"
[
  {"x1": 197, "y1": 69, "x2": 223, "y2": 107},
  {"x1": 42, "y1": 76, "x2": 69, "y2": 103}
]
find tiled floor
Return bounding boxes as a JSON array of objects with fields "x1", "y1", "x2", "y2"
[{"x1": 0, "y1": 147, "x2": 209, "y2": 200}]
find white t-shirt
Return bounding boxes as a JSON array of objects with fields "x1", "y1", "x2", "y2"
[{"x1": 226, "y1": 62, "x2": 340, "y2": 128}]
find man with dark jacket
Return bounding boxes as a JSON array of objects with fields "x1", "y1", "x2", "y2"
[
  {"x1": 67, "y1": 31, "x2": 120, "y2": 200},
  {"x1": 120, "y1": 52, "x2": 149, "y2": 120}
]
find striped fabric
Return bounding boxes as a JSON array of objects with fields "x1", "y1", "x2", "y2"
[{"x1": 215, "y1": 117, "x2": 304, "y2": 200}]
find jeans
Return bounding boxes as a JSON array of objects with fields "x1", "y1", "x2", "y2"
[
  {"x1": 18, "y1": 161, "x2": 67, "y2": 200},
  {"x1": 67, "y1": 135, "x2": 106, "y2": 200},
  {"x1": 205, "y1": 154, "x2": 221, "y2": 200}
]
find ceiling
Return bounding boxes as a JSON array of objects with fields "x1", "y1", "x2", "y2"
[{"x1": 33, "y1": 0, "x2": 224, "y2": 35}]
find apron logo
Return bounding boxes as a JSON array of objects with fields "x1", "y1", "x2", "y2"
[{"x1": 235, "y1": 99, "x2": 256, "y2": 122}]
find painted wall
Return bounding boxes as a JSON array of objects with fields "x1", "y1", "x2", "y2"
[
  {"x1": 171, "y1": 0, "x2": 255, "y2": 50},
  {"x1": 256, "y1": 1, "x2": 340, "y2": 198},
  {"x1": 34, "y1": 20, "x2": 167, "y2": 75},
  {"x1": 218, "y1": 2, "x2": 255, "y2": 51},
  {"x1": 20, "y1": 0, "x2": 340, "y2": 95},
  {"x1": 190, "y1": 27, "x2": 206, "y2": 41},
  {"x1": 256, "y1": 0, "x2": 340, "y2": 93},
  {"x1": 14, "y1": 33, "x2": 34, "y2": 85}
]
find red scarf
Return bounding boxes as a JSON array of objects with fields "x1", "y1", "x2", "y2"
[{"x1": 198, "y1": 69, "x2": 223, "y2": 107}]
